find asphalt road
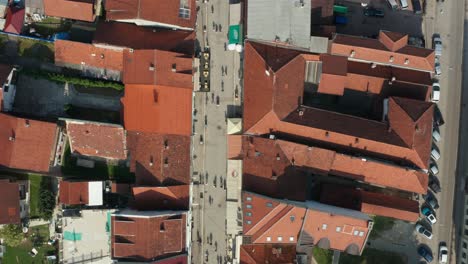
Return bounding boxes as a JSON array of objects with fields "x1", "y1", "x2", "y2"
[
  {"x1": 191, "y1": 0, "x2": 242, "y2": 263},
  {"x1": 420, "y1": 0, "x2": 465, "y2": 262}
]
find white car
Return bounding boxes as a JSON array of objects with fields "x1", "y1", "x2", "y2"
[
  {"x1": 431, "y1": 147, "x2": 441, "y2": 161},
  {"x1": 432, "y1": 82, "x2": 440, "y2": 103},
  {"x1": 430, "y1": 162, "x2": 439, "y2": 175},
  {"x1": 433, "y1": 126, "x2": 441, "y2": 142},
  {"x1": 435, "y1": 61, "x2": 442, "y2": 76},
  {"x1": 434, "y1": 36, "x2": 442, "y2": 57},
  {"x1": 439, "y1": 244, "x2": 448, "y2": 263},
  {"x1": 415, "y1": 224, "x2": 433, "y2": 239}
]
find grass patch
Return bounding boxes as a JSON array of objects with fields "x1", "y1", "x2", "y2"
[
  {"x1": 61, "y1": 142, "x2": 134, "y2": 183},
  {"x1": 31, "y1": 17, "x2": 72, "y2": 37},
  {"x1": 369, "y1": 216, "x2": 395, "y2": 239},
  {"x1": 339, "y1": 248, "x2": 405, "y2": 264},
  {"x1": 21, "y1": 68, "x2": 124, "y2": 90},
  {"x1": 2, "y1": 225, "x2": 56, "y2": 264},
  {"x1": 18, "y1": 38, "x2": 54, "y2": 62},
  {"x1": 313, "y1": 247, "x2": 333, "y2": 264},
  {"x1": 64, "y1": 104, "x2": 121, "y2": 124},
  {"x1": 28, "y1": 174, "x2": 42, "y2": 219}
]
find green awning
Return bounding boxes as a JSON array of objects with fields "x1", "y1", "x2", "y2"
[{"x1": 229, "y1": 25, "x2": 243, "y2": 45}]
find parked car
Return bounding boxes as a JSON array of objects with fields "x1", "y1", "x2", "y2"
[
  {"x1": 431, "y1": 146, "x2": 441, "y2": 161},
  {"x1": 433, "y1": 35, "x2": 442, "y2": 57},
  {"x1": 364, "y1": 7, "x2": 384, "y2": 17},
  {"x1": 422, "y1": 206, "x2": 437, "y2": 224},
  {"x1": 429, "y1": 174, "x2": 441, "y2": 193},
  {"x1": 430, "y1": 162, "x2": 439, "y2": 175},
  {"x1": 439, "y1": 243, "x2": 448, "y2": 263},
  {"x1": 387, "y1": 0, "x2": 399, "y2": 9},
  {"x1": 431, "y1": 82, "x2": 440, "y2": 103},
  {"x1": 418, "y1": 246, "x2": 434, "y2": 262},
  {"x1": 415, "y1": 223, "x2": 433, "y2": 239},
  {"x1": 424, "y1": 192, "x2": 440, "y2": 210},
  {"x1": 435, "y1": 60, "x2": 442, "y2": 76},
  {"x1": 434, "y1": 106, "x2": 445, "y2": 126},
  {"x1": 399, "y1": 0, "x2": 409, "y2": 9},
  {"x1": 433, "y1": 126, "x2": 441, "y2": 142}
]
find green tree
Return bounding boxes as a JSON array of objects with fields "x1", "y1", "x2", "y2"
[
  {"x1": 39, "y1": 189, "x2": 55, "y2": 220},
  {"x1": 0, "y1": 224, "x2": 24, "y2": 247}
]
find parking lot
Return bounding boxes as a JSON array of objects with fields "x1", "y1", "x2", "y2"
[{"x1": 336, "y1": 0, "x2": 423, "y2": 38}]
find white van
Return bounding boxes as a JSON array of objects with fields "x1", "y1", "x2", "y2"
[
  {"x1": 387, "y1": 0, "x2": 399, "y2": 10},
  {"x1": 400, "y1": 0, "x2": 409, "y2": 9}
]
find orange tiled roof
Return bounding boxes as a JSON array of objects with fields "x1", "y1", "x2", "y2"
[
  {"x1": 242, "y1": 192, "x2": 371, "y2": 254},
  {"x1": 126, "y1": 131, "x2": 190, "y2": 186},
  {"x1": 59, "y1": 181, "x2": 89, "y2": 205},
  {"x1": 121, "y1": 84, "x2": 192, "y2": 135},
  {"x1": 242, "y1": 136, "x2": 428, "y2": 195},
  {"x1": 240, "y1": 244, "x2": 296, "y2": 264},
  {"x1": 105, "y1": 0, "x2": 196, "y2": 29},
  {"x1": 111, "y1": 211, "x2": 186, "y2": 261},
  {"x1": 65, "y1": 120, "x2": 127, "y2": 160},
  {"x1": 330, "y1": 31, "x2": 435, "y2": 72},
  {"x1": 319, "y1": 184, "x2": 420, "y2": 222},
  {"x1": 132, "y1": 185, "x2": 190, "y2": 210},
  {"x1": 55, "y1": 40, "x2": 125, "y2": 72},
  {"x1": 0, "y1": 113, "x2": 56, "y2": 172},
  {"x1": 123, "y1": 49, "x2": 193, "y2": 87},
  {"x1": 243, "y1": 41, "x2": 434, "y2": 169},
  {"x1": 0, "y1": 179, "x2": 20, "y2": 224},
  {"x1": 44, "y1": 0, "x2": 95, "y2": 22}
]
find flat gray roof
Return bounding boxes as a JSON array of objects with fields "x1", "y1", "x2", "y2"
[{"x1": 247, "y1": 0, "x2": 311, "y2": 49}]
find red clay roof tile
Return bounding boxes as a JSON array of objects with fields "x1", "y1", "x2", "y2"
[
  {"x1": 331, "y1": 31, "x2": 435, "y2": 72},
  {"x1": 122, "y1": 85, "x2": 192, "y2": 135},
  {"x1": 44, "y1": 0, "x2": 95, "y2": 22},
  {"x1": 132, "y1": 185, "x2": 189, "y2": 210},
  {"x1": 112, "y1": 211, "x2": 186, "y2": 261},
  {"x1": 243, "y1": 41, "x2": 434, "y2": 170},
  {"x1": 4, "y1": 7, "x2": 24, "y2": 34},
  {"x1": 0, "y1": 179, "x2": 20, "y2": 224},
  {"x1": 126, "y1": 131, "x2": 190, "y2": 186},
  {"x1": 65, "y1": 120, "x2": 127, "y2": 160},
  {"x1": 123, "y1": 49, "x2": 193, "y2": 87},
  {"x1": 0, "y1": 113, "x2": 57, "y2": 172},
  {"x1": 59, "y1": 181, "x2": 89, "y2": 205},
  {"x1": 240, "y1": 244, "x2": 296, "y2": 264},
  {"x1": 55, "y1": 40, "x2": 125, "y2": 72},
  {"x1": 105, "y1": 0, "x2": 196, "y2": 29}
]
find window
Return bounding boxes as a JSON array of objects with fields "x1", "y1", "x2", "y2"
[
  {"x1": 246, "y1": 196, "x2": 252, "y2": 201},
  {"x1": 463, "y1": 252, "x2": 467, "y2": 259},
  {"x1": 466, "y1": 219, "x2": 468, "y2": 226},
  {"x1": 266, "y1": 237, "x2": 271, "y2": 242},
  {"x1": 465, "y1": 229, "x2": 468, "y2": 236},
  {"x1": 246, "y1": 212, "x2": 252, "y2": 217},
  {"x1": 353, "y1": 230, "x2": 359, "y2": 236},
  {"x1": 322, "y1": 224, "x2": 327, "y2": 230},
  {"x1": 359, "y1": 231, "x2": 364, "y2": 237},
  {"x1": 246, "y1": 220, "x2": 252, "y2": 225},
  {"x1": 277, "y1": 236, "x2": 283, "y2": 242},
  {"x1": 246, "y1": 204, "x2": 252, "y2": 209},
  {"x1": 336, "y1": 227, "x2": 342, "y2": 232},
  {"x1": 179, "y1": 0, "x2": 190, "y2": 19},
  {"x1": 463, "y1": 242, "x2": 467, "y2": 249},
  {"x1": 266, "y1": 202, "x2": 273, "y2": 207},
  {"x1": 289, "y1": 236, "x2": 294, "y2": 241}
]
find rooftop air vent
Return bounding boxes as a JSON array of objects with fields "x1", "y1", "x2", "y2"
[
  {"x1": 172, "y1": 63, "x2": 177, "y2": 72},
  {"x1": 8, "y1": 136, "x2": 15, "y2": 141},
  {"x1": 404, "y1": 58, "x2": 409, "y2": 65},
  {"x1": 350, "y1": 50, "x2": 355, "y2": 57},
  {"x1": 25, "y1": 120, "x2": 30, "y2": 127},
  {"x1": 265, "y1": 70, "x2": 270, "y2": 76},
  {"x1": 371, "y1": 63, "x2": 377, "y2": 68},
  {"x1": 100, "y1": 54, "x2": 105, "y2": 59},
  {"x1": 149, "y1": 63, "x2": 155, "y2": 71},
  {"x1": 389, "y1": 56, "x2": 394, "y2": 62},
  {"x1": 91, "y1": 53, "x2": 96, "y2": 57},
  {"x1": 298, "y1": 110, "x2": 304, "y2": 116}
]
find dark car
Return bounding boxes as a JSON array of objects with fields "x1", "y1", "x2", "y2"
[
  {"x1": 434, "y1": 105, "x2": 445, "y2": 126},
  {"x1": 412, "y1": 0, "x2": 423, "y2": 14},
  {"x1": 418, "y1": 246, "x2": 433, "y2": 262},
  {"x1": 423, "y1": 192, "x2": 440, "y2": 210},
  {"x1": 364, "y1": 8, "x2": 384, "y2": 17},
  {"x1": 429, "y1": 174, "x2": 441, "y2": 193}
]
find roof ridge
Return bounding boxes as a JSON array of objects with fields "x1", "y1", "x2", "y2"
[
  {"x1": 246, "y1": 202, "x2": 286, "y2": 236},
  {"x1": 252, "y1": 204, "x2": 295, "y2": 243}
]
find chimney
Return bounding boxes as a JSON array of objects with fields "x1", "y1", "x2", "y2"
[
  {"x1": 371, "y1": 63, "x2": 377, "y2": 69},
  {"x1": 389, "y1": 56, "x2": 394, "y2": 62},
  {"x1": 8, "y1": 136, "x2": 15, "y2": 141},
  {"x1": 100, "y1": 54, "x2": 105, "y2": 59},
  {"x1": 164, "y1": 158, "x2": 169, "y2": 167},
  {"x1": 91, "y1": 53, "x2": 96, "y2": 57},
  {"x1": 25, "y1": 120, "x2": 30, "y2": 127},
  {"x1": 172, "y1": 63, "x2": 177, "y2": 72},
  {"x1": 298, "y1": 110, "x2": 304, "y2": 116},
  {"x1": 149, "y1": 63, "x2": 155, "y2": 71},
  {"x1": 164, "y1": 140, "x2": 169, "y2": 149},
  {"x1": 404, "y1": 58, "x2": 409, "y2": 65},
  {"x1": 350, "y1": 50, "x2": 355, "y2": 57}
]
